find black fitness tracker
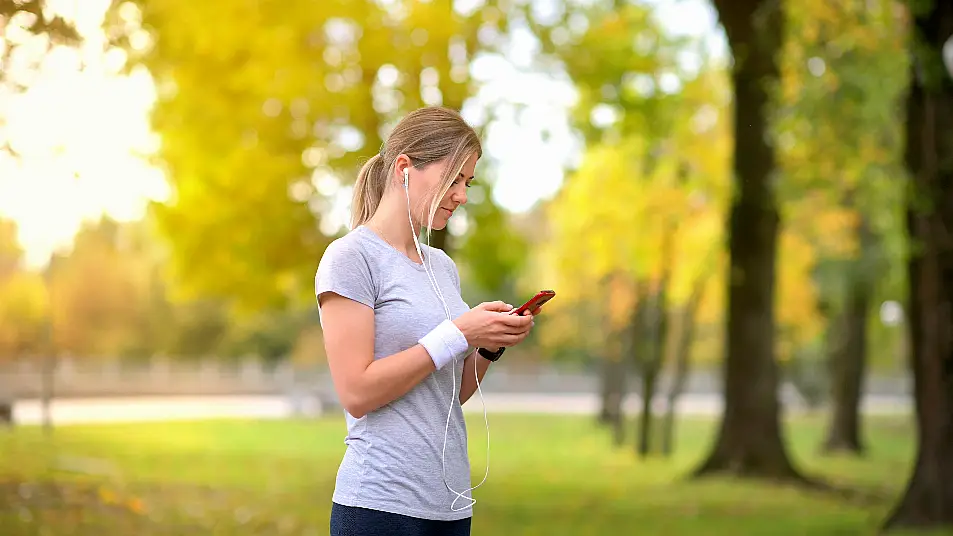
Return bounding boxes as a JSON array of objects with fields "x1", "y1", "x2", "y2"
[{"x1": 478, "y1": 346, "x2": 505, "y2": 362}]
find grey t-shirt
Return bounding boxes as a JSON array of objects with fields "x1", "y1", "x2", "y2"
[{"x1": 314, "y1": 225, "x2": 474, "y2": 521}]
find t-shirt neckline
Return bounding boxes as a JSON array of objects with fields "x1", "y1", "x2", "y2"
[{"x1": 357, "y1": 225, "x2": 429, "y2": 271}]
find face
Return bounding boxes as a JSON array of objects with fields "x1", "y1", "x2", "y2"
[{"x1": 398, "y1": 151, "x2": 478, "y2": 231}]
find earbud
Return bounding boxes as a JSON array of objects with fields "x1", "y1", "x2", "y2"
[{"x1": 403, "y1": 168, "x2": 409, "y2": 189}]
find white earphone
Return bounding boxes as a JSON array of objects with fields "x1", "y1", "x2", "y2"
[{"x1": 403, "y1": 165, "x2": 491, "y2": 512}]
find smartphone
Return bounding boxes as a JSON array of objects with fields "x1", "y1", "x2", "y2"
[{"x1": 511, "y1": 290, "x2": 556, "y2": 316}]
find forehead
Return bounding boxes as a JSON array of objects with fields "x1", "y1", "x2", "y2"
[{"x1": 459, "y1": 152, "x2": 478, "y2": 175}]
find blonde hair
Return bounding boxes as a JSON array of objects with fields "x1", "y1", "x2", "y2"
[{"x1": 350, "y1": 106, "x2": 482, "y2": 232}]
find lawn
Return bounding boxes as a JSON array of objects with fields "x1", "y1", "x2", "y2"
[{"x1": 0, "y1": 412, "x2": 947, "y2": 535}]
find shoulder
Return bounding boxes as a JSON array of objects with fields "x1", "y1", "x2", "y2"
[
  {"x1": 315, "y1": 228, "x2": 378, "y2": 307},
  {"x1": 317, "y1": 228, "x2": 379, "y2": 278}
]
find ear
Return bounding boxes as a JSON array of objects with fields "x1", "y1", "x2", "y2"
[{"x1": 394, "y1": 154, "x2": 413, "y2": 186}]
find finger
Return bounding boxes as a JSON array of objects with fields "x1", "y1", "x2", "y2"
[
  {"x1": 511, "y1": 330, "x2": 531, "y2": 345},
  {"x1": 530, "y1": 306, "x2": 542, "y2": 316},
  {"x1": 482, "y1": 301, "x2": 513, "y2": 313},
  {"x1": 505, "y1": 326, "x2": 532, "y2": 337},
  {"x1": 500, "y1": 334, "x2": 522, "y2": 347},
  {"x1": 500, "y1": 314, "x2": 533, "y2": 328}
]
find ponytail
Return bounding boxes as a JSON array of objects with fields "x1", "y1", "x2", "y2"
[{"x1": 350, "y1": 153, "x2": 388, "y2": 229}]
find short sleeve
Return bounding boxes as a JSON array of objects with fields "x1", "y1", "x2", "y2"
[{"x1": 314, "y1": 238, "x2": 376, "y2": 311}]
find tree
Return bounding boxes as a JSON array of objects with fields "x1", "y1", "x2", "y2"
[
  {"x1": 777, "y1": 0, "x2": 908, "y2": 455},
  {"x1": 693, "y1": 0, "x2": 804, "y2": 480},
  {"x1": 47, "y1": 217, "x2": 151, "y2": 357},
  {"x1": 532, "y1": 58, "x2": 730, "y2": 452},
  {"x1": 882, "y1": 0, "x2": 953, "y2": 530},
  {"x1": 0, "y1": 217, "x2": 46, "y2": 425},
  {"x1": 111, "y1": 0, "x2": 515, "y2": 314},
  {"x1": 1, "y1": 0, "x2": 81, "y2": 158},
  {"x1": 660, "y1": 266, "x2": 712, "y2": 455},
  {"x1": 0, "y1": 219, "x2": 47, "y2": 358},
  {"x1": 0, "y1": 218, "x2": 22, "y2": 279},
  {"x1": 522, "y1": 1, "x2": 727, "y2": 443},
  {"x1": 0, "y1": 1, "x2": 79, "y2": 80}
]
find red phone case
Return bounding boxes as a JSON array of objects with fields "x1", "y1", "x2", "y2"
[{"x1": 512, "y1": 290, "x2": 555, "y2": 315}]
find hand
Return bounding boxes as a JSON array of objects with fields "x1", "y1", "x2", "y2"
[
  {"x1": 517, "y1": 305, "x2": 543, "y2": 317},
  {"x1": 453, "y1": 301, "x2": 535, "y2": 350}
]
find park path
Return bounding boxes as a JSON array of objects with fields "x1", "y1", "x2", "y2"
[{"x1": 10, "y1": 393, "x2": 911, "y2": 426}]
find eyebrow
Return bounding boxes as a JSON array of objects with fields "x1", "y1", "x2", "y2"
[{"x1": 459, "y1": 172, "x2": 474, "y2": 181}]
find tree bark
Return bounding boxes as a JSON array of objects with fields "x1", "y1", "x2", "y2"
[
  {"x1": 637, "y1": 285, "x2": 665, "y2": 458},
  {"x1": 883, "y1": 2, "x2": 953, "y2": 529},
  {"x1": 822, "y1": 215, "x2": 873, "y2": 455},
  {"x1": 41, "y1": 353, "x2": 55, "y2": 435},
  {"x1": 629, "y1": 281, "x2": 650, "y2": 453},
  {"x1": 0, "y1": 392, "x2": 12, "y2": 427},
  {"x1": 693, "y1": 0, "x2": 803, "y2": 480},
  {"x1": 636, "y1": 225, "x2": 674, "y2": 458},
  {"x1": 662, "y1": 276, "x2": 706, "y2": 456},
  {"x1": 593, "y1": 275, "x2": 626, "y2": 444},
  {"x1": 599, "y1": 355, "x2": 627, "y2": 446}
]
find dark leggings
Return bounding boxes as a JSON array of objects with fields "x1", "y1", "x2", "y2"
[{"x1": 330, "y1": 502, "x2": 471, "y2": 536}]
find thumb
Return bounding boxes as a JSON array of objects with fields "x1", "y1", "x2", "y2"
[{"x1": 481, "y1": 300, "x2": 513, "y2": 313}]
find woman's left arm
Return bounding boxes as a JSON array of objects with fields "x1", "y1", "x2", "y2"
[
  {"x1": 459, "y1": 352, "x2": 493, "y2": 404},
  {"x1": 458, "y1": 305, "x2": 541, "y2": 404}
]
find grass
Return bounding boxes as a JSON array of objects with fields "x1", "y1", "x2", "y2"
[{"x1": 0, "y1": 412, "x2": 948, "y2": 535}]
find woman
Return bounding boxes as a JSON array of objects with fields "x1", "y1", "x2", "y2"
[{"x1": 315, "y1": 106, "x2": 539, "y2": 536}]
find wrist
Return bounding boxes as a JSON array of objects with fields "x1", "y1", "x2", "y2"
[
  {"x1": 419, "y1": 319, "x2": 471, "y2": 370},
  {"x1": 478, "y1": 346, "x2": 505, "y2": 362},
  {"x1": 451, "y1": 319, "x2": 472, "y2": 347}
]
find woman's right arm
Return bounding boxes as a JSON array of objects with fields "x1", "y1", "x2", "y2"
[
  {"x1": 320, "y1": 292, "x2": 534, "y2": 418},
  {"x1": 320, "y1": 292, "x2": 438, "y2": 419}
]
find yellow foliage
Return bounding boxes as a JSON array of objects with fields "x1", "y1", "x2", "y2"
[
  {"x1": 775, "y1": 229, "x2": 823, "y2": 362},
  {"x1": 0, "y1": 271, "x2": 49, "y2": 357},
  {"x1": 532, "y1": 124, "x2": 730, "y2": 357}
]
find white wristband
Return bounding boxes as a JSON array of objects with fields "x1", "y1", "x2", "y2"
[{"x1": 418, "y1": 319, "x2": 470, "y2": 370}]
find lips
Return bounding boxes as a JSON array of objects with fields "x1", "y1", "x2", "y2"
[{"x1": 441, "y1": 208, "x2": 454, "y2": 217}]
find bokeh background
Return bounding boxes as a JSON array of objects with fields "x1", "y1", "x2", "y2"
[{"x1": 1, "y1": 0, "x2": 952, "y2": 534}]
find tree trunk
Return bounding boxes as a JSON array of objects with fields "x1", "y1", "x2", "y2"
[
  {"x1": 628, "y1": 282, "x2": 649, "y2": 453},
  {"x1": 822, "y1": 215, "x2": 873, "y2": 455},
  {"x1": 883, "y1": 3, "x2": 953, "y2": 529},
  {"x1": 599, "y1": 355, "x2": 627, "y2": 446},
  {"x1": 41, "y1": 353, "x2": 55, "y2": 435},
  {"x1": 693, "y1": 0, "x2": 803, "y2": 481},
  {"x1": 637, "y1": 333, "x2": 661, "y2": 458},
  {"x1": 638, "y1": 247, "x2": 672, "y2": 458},
  {"x1": 595, "y1": 275, "x2": 626, "y2": 444},
  {"x1": 662, "y1": 276, "x2": 706, "y2": 456},
  {"x1": 0, "y1": 389, "x2": 12, "y2": 427}
]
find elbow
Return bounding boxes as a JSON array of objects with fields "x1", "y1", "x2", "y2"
[
  {"x1": 339, "y1": 388, "x2": 373, "y2": 419},
  {"x1": 344, "y1": 405, "x2": 367, "y2": 420}
]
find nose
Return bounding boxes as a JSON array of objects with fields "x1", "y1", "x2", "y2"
[{"x1": 451, "y1": 185, "x2": 467, "y2": 206}]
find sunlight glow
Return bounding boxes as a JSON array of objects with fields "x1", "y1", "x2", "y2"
[
  {"x1": 0, "y1": 0, "x2": 167, "y2": 268},
  {"x1": 0, "y1": 0, "x2": 720, "y2": 267}
]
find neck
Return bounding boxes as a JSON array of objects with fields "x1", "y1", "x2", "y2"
[{"x1": 366, "y1": 189, "x2": 423, "y2": 254}]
